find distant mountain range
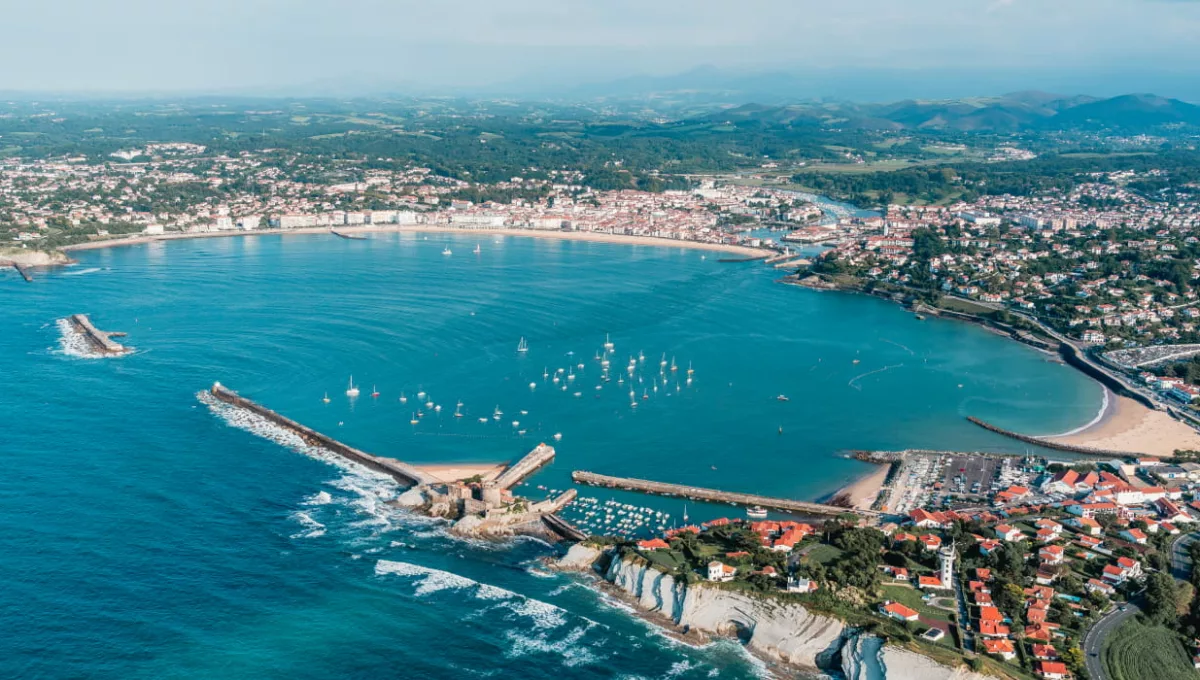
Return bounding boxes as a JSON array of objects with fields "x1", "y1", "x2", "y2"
[{"x1": 687, "y1": 91, "x2": 1200, "y2": 133}]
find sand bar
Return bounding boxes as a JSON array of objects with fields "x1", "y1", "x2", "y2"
[
  {"x1": 60, "y1": 225, "x2": 769, "y2": 257},
  {"x1": 1049, "y1": 392, "x2": 1200, "y2": 457}
]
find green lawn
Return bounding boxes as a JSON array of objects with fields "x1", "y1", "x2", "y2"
[
  {"x1": 880, "y1": 583, "x2": 952, "y2": 622},
  {"x1": 1103, "y1": 620, "x2": 1196, "y2": 680},
  {"x1": 801, "y1": 544, "x2": 844, "y2": 566}
]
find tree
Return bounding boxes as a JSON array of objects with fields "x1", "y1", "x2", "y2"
[{"x1": 1144, "y1": 572, "x2": 1181, "y2": 627}]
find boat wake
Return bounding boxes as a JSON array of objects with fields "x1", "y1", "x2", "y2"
[
  {"x1": 848, "y1": 364, "x2": 904, "y2": 391},
  {"x1": 61, "y1": 267, "x2": 102, "y2": 276}
]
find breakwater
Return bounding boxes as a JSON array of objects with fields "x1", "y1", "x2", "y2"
[
  {"x1": 68, "y1": 314, "x2": 130, "y2": 354},
  {"x1": 965, "y1": 416, "x2": 1139, "y2": 458},
  {"x1": 330, "y1": 229, "x2": 367, "y2": 240},
  {"x1": 571, "y1": 471, "x2": 880, "y2": 520},
  {"x1": 493, "y1": 443, "x2": 555, "y2": 490},
  {"x1": 12, "y1": 263, "x2": 33, "y2": 282},
  {"x1": 209, "y1": 383, "x2": 437, "y2": 486}
]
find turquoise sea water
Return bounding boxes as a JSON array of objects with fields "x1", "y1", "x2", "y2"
[{"x1": 1, "y1": 233, "x2": 1101, "y2": 679}]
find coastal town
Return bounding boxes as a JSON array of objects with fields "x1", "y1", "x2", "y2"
[
  {"x1": 8, "y1": 111, "x2": 1200, "y2": 680},
  {"x1": 577, "y1": 447, "x2": 1200, "y2": 680}
]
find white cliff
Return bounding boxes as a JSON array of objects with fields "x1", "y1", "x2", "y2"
[
  {"x1": 604, "y1": 555, "x2": 842, "y2": 673},
  {"x1": 599, "y1": 553, "x2": 990, "y2": 680}
]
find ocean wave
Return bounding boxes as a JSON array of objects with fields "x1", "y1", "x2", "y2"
[
  {"x1": 503, "y1": 625, "x2": 603, "y2": 668},
  {"x1": 290, "y1": 511, "x2": 326, "y2": 539},
  {"x1": 303, "y1": 491, "x2": 333, "y2": 506},
  {"x1": 375, "y1": 559, "x2": 521, "y2": 601}
]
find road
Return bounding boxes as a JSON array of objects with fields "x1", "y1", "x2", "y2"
[
  {"x1": 1083, "y1": 531, "x2": 1198, "y2": 680},
  {"x1": 1170, "y1": 531, "x2": 1200, "y2": 581},
  {"x1": 1083, "y1": 600, "x2": 1142, "y2": 680}
]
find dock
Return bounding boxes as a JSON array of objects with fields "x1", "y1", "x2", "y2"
[
  {"x1": 571, "y1": 471, "x2": 880, "y2": 520},
  {"x1": 209, "y1": 383, "x2": 437, "y2": 486},
  {"x1": 69, "y1": 314, "x2": 130, "y2": 354},
  {"x1": 12, "y1": 263, "x2": 33, "y2": 282},
  {"x1": 330, "y1": 229, "x2": 367, "y2": 240}
]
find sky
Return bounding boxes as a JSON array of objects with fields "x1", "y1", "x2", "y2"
[{"x1": 3, "y1": 0, "x2": 1200, "y2": 99}]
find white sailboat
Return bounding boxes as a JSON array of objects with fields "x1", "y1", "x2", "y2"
[
  {"x1": 442, "y1": 246, "x2": 452, "y2": 256},
  {"x1": 517, "y1": 337, "x2": 529, "y2": 353},
  {"x1": 322, "y1": 392, "x2": 331, "y2": 403},
  {"x1": 345, "y1": 376, "x2": 360, "y2": 397},
  {"x1": 399, "y1": 392, "x2": 407, "y2": 404},
  {"x1": 473, "y1": 243, "x2": 481, "y2": 254},
  {"x1": 604, "y1": 333, "x2": 614, "y2": 352}
]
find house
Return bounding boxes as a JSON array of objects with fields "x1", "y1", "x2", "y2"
[
  {"x1": 787, "y1": 576, "x2": 818, "y2": 593},
  {"x1": 979, "y1": 539, "x2": 1003, "y2": 555},
  {"x1": 910, "y1": 508, "x2": 950, "y2": 529},
  {"x1": 1120, "y1": 528, "x2": 1147, "y2": 544},
  {"x1": 1034, "y1": 660, "x2": 1070, "y2": 679},
  {"x1": 881, "y1": 565, "x2": 910, "y2": 581},
  {"x1": 1068, "y1": 501, "x2": 1119, "y2": 518},
  {"x1": 1066, "y1": 516, "x2": 1102, "y2": 535},
  {"x1": 982, "y1": 638, "x2": 1016, "y2": 661},
  {"x1": 707, "y1": 561, "x2": 736, "y2": 583},
  {"x1": 918, "y1": 575, "x2": 950, "y2": 590},
  {"x1": 880, "y1": 601, "x2": 919, "y2": 622},
  {"x1": 1039, "y1": 544, "x2": 1065, "y2": 565},
  {"x1": 1086, "y1": 578, "x2": 1116, "y2": 596},
  {"x1": 637, "y1": 538, "x2": 669, "y2": 551},
  {"x1": 919, "y1": 534, "x2": 943, "y2": 551},
  {"x1": 977, "y1": 620, "x2": 1011, "y2": 638},
  {"x1": 1031, "y1": 644, "x2": 1059, "y2": 661},
  {"x1": 994, "y1": 524, "x2": 1023, "y2": 542}
]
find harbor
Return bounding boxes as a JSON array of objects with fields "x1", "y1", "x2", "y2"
[
  {"x1": 207, "y1": 382, "x2": 585, "y2": 541},
  {"x1": 570, "y1": 470, "x2": 881, "y2": 521}
]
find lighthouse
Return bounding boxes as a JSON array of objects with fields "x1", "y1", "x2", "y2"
[{"x1": 938, "y1": 539, "x2": 957, "y2": 587}]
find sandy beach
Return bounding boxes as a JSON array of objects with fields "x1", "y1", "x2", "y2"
[
  {"x1": 1048, "y1": 391, "x2": 1200, "y2": 457},
  {"x1": 415, "y1": 463, "x2": 507, "y2": 484},
  {"x1": 59, "y1": 225, "x2": 769, "y2": 257},
  {"x1": 835, "y1": 463, "x2": 890, "y2": 511}
]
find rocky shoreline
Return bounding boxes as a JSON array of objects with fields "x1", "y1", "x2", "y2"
[
  {"x1": 552, "y1": 544, "x2": 988, "y2": 680},
  {"x1": 0, "y1": 247, "x2": 75, "y2": 268}
]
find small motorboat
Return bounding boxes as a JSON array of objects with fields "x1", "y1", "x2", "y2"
[
  {"x1": 746, "y1": 506, "x2": 768, "y2": 519},
  {"x1": 776, "y1": 395, "x2": 789, "y2": 402}
]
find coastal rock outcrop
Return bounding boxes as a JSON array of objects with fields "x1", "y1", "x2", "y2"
[
  {"x1": 0, "y1": 247, "x2": 73, "y2": 267},
  {"x1": 602, "y1": 553, "x2": 989, "y2": 679},
  {"x1": 555, "y1": 543, "x2": 604, "y2": 572},
  {"x1": 604, "y1": 555, "x2": 843, "y2": 673}
]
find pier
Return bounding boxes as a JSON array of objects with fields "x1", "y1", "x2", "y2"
[
  {"x1": 330, "y1": 229, "x2": 367, "y2": 240},
  {"x1": 12, "y1": 263, "x2": 33, "y2": 282},
  {"x1": 69, "y1": 314, "x2": 130, "y2": 354},
  {"x1": 571, "y1": 471, "x2": 880, "y2": 520},
  {"x1": 209, "y1": 383, "x2": 438, "y2": 486},
  {"x1": 493, "y1": 443, "x2": 556, "y2": 490}
]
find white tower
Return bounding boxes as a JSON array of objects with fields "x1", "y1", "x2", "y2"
[{"x1": 938, "y1": 540, "x2": 957, "y2": 586}]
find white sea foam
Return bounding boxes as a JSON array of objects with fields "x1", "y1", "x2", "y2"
[
  {"x1": 61, "y1": 267, "x2": 102, "y2": 276},
  {"x1": 303, "y1": 491, "x2": 333, "y2": 506},
  {"x1": 503, "y1": 625, "x2": 602, "y2": 668},
  {"x1": 54, "y1": 318, "x2": 109, "y2": 359},
  {"x1": 290, "y1": 511, "x2": 326, "y2": 539},
  {"x1": 375, "y1": 559, "x2": 521, "y2": 601}
]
